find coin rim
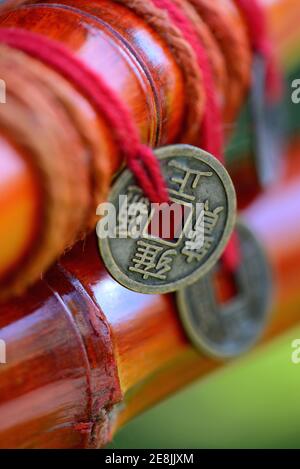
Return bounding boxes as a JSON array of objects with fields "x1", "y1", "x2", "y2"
[
  {"x1": 99, "y1": 144, "x2": 237, "y2": 294},
  {"x1": 176, "y1": 220, "x2": 273, "y2": 359}
]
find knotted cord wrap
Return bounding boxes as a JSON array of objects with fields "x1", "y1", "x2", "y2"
[
  {"x1": 0, "y1": 27, "x2": 169, "y2": 204},
  {"x1": 152, "y1": 0, "x2": 224, "y2": 160},
  {"x1": 0, "y1": 1, "x2": 243, "y2": 275},
  {"x1": 149, "y1": 0, "x2": 241, "y2": 269},
  {"x1": 0, "y1": 0, "x2": 277, "y2": 293},
  {"x1": 173, "y1": 0, "x2": 227, "y2": 103},
  {"x1": 0, "y1": 45, "x2": 92, "y2": 299},
  {"x1": 188, "y1": 0, "x2": 252, "y2": 124},
  {"x1": 113, "y1": 0, "x2": 205, "y2": 144},
  {"x1": 155, "y1": 0, "x2": 282, "y2": 269},
  {"x1": 0, "y1": 44, "x2": 115, "y2": 231}
]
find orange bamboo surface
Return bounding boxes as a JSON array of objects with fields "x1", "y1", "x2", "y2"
[
  {"x1": 0, "y1": 0, "x2": 187, "y2": 290},
  {"x1": 0, "y1": 0, "x2": 300, "y2": 449},
  {"x1": 0, "y1": 139, "x2": 300, "y2": 448},
  {"x1": 0, "y1": 0, "x2": 299, "y2": 296}
]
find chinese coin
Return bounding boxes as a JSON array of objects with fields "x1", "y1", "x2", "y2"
[
  {"x1": 98, "y1": 144, "x2": 236, "y2": 294},
  {"x1": 177, "y1": 220, "x2": 272, "y2": 358}
]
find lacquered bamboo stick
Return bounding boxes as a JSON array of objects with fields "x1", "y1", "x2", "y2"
[
  {"x1": 0, "y1": 0, "x2": 299, "y2": 295},
  {"x1": 0, "y1": 0, "x2": 300, "y2": 449},
  {"x1": 0, "y1": 139, "x2": 300, "y2": 448}
]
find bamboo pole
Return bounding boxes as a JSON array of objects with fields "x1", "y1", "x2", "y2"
[
  {"x1": 0, "y1": 0, "x2": 299, "y2": 448},
  {"x1": 0, "y1": 0, "x2": 299, "y2": 295}
]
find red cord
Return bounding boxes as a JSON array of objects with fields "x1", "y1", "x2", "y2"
[
  {"x1": 0, "y1": 2, "x2": 282, "y2": 280},
  {"x1": 0, "y1": 25, "x2": 238, "y2": 269},
  {"x1": 152, "y1": 0, "x2": 240, "y2": 270},
  {"x1": 152, "y1": 0, "x2": 224, "y2": 161},
  {"x1": 234, "y1": 0, "x2": 282, "y2": 100},
  {"x1": 0, "y1": 27, "x2": 169, "y2": 204}
]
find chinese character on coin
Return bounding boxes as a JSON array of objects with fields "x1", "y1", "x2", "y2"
[{"x1": 98, "y1": 145, "x2": 236, "y2": 294}]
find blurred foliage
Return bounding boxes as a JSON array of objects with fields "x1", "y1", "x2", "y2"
[{"x1": 111, "y1": 326, "x2": 300, "y2": 448}]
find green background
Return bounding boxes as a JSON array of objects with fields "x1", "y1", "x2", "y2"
[{"x1": 111, "y1": 326, "x2": 300, "y2": 449}]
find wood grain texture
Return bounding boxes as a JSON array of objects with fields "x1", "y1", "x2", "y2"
[
  {"x1": 0, "y1": 139, "x2": 300, "y2": 447},
  {"x1": 0, "y1": 0, "x2": 187, "y2": 289},
  {"x1": 0, "y1": 0, "x2": 299, "y2": 292},
  {"x1": 0, "y1": 0, "x2": 299, "y2": 448}
]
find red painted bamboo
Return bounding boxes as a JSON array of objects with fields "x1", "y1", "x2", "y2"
[
  {"x1": 0, "y1": 0, "x2": 299, "y2": 449},
  {"x1": 0, "y1": 140, "x2": 300, "y2": 448},
  {"x1": 0, "y1": 0, "x2": 299, "y2": 297}
]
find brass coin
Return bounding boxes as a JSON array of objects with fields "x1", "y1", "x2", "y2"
[
  {"x1": 177, "y1": 221, "x2": 272, "y2": 359},
  {"x1": 98, "y1": 144, "x2": 236, "y2": 294}
]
